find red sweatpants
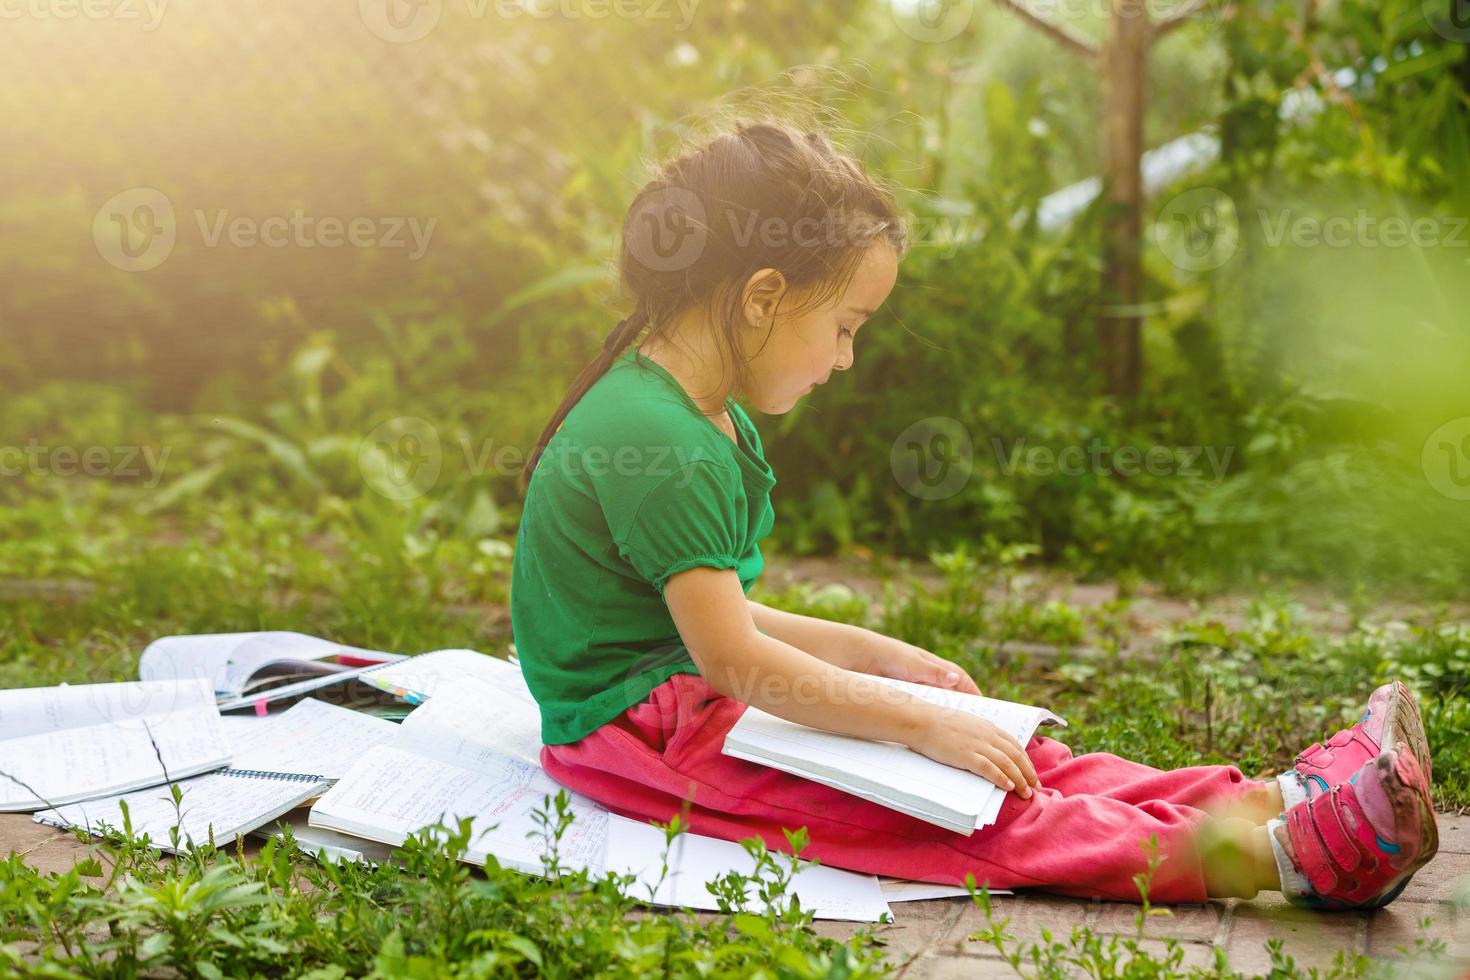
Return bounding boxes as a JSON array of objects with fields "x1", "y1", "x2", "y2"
[{"x1": 541, "y1": 673, "x2": 1271, "y2": 903}]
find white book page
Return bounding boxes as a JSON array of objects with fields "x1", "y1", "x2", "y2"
[
  {"x1": 308, "y1": 746, "x2": 608, "y2": 876},
  {"x1": 0, "y1": 677, "x2": 213, "y2": 739},
  {"x1": 877, "y1": 878, "x2": 1010, "y2": 901},
  {"x1": 0, "y1": 682, "x2": 230, "y2": 811},
  {"x1": 364, "y1": 649, "x2": 521, "y2": 703},
  {"x1": 395, "y1": 676, "x2": 543, "y2": 769},
  {"x1": 605, "y1": 816, "x2": 890, "y2": 922},
  {"x1": 34, "y1": 769, "x2": 327, "y2": 852},
  {"x1": 140, "y1": 632, "x2": 391, "y2": 700},
  {"x1": 226, "y1": 698, "x2": 399, "y2": 779}
]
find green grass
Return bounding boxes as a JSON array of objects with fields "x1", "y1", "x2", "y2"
[{"x1": 3, "y1": 507, "x2": 1468, "y2": 976}]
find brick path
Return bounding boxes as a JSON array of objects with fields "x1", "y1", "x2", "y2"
[{"x1": 4, "y1": 812, "x2": 1466, "y2": 975}]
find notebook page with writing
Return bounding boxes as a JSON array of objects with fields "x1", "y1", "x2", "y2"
[
  {"x1": 0, "y1": 679, "x2": 229, "y2": 811},
  {"x1": 393, "y1": 675, "x2": 544, "y2": 769},
  {"x1": 0, "y1": 677, "x2": 212, "y2": 737},
  {"x1": 34, "y1": 768, "x2": 329, "y2": 853},
  {"x1": 225, "y1": 698, "x2": 399, "y2": 779},
  {"x1": 308, "y1": 745, "x2": 609, "y2": 876}
]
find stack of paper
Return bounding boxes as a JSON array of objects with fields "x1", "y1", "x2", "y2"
[{"x1": 722, "y1": 676, "x2": 1065, "y2": 834}]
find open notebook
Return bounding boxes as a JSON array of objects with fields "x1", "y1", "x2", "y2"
[
  {"x1": 723, "y1": 676, "x2": 1065, "y2": 835},
  {"x1": 35, "y1": 767, "x2": 330, "y2": 854},
  {"x1": 308, "y1": 671, "x2": 892, "y2": 921},
  {"x1": 0, "y1": 678, "x2": 229, "y2": 811},
  {"x1": 218, "y1": 697, "x2": 400, "y2": 779}
]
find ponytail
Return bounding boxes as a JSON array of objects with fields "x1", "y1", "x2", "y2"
[{"x1": 518, "y1": 308, "x2": 645, "y2": 495}]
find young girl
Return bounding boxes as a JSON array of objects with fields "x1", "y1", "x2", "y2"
[{"x1": 509, "y1": 120, "x2": 1438, "y2": 909}]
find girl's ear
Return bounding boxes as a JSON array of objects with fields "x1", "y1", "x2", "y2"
[{"x1": 741, "y1": 268, "x2": 787, "y2": 327}]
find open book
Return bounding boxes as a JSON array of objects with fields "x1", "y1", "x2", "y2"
[
  {"x1": 35, "y1": 767, "x2": 330, "y2": 854},
  {"x1": 308, "y1": 669, "x2": 893, "y2": 921},
  {"x1": 723, "y1": 676, "x2": 1065, "y2": 835},
  {"x1": 140, "y1": 631, "x2": 408, "y2": 711},
  {"x1": 0, "y1": 678, "x2": 230, "y2": 811}
]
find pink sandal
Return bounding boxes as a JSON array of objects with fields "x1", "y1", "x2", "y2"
[
  {"x1": 1273, "y1": 748, "x2": 1438, "y2": 909},
  {"x1": 1291, "y1": 680, "x2": 1432, "y2": 801}
]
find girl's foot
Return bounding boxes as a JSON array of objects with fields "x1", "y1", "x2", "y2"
[
  {"x1": 1269, "y1": 748, "x2": 1438, "y2": 910},
  {"x1": 1282, "y1": 680, "x2": 1432, "y2": 805}
]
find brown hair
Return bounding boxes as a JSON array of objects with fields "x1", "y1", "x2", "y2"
[{"x1": 519, "y1": 119, "x2": 908, "y2": 495}]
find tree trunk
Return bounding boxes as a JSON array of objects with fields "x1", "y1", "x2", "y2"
[{"x1": 1097, "y1": 0, "x2": 1149, "y2": 400}]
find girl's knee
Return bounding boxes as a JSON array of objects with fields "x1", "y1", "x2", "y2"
[{"x1": 1027, "y1": 735, "x2": 1074, "y2": 770}]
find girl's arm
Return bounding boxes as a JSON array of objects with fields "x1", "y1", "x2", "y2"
[
  {"x1": 747, "y1": 598, "x2": 982, "y2": 695},
  {"x1": 669, "y1": 568, "x2": 1037, "y2": 796}
]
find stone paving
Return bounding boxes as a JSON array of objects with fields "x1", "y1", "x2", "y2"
[
  {"x1": 825, "y1": 812, "x2": 1470, "y2": 976},
  {"x1": 4, "y1": 811, "x2": 1467, "y2": 975}
]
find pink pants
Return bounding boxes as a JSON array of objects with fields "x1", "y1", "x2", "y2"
[{"x1": 542, "y1": 673, "x2": 1271, "y2": 903}]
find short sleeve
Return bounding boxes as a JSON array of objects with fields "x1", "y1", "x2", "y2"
[{"x1": 612, "y1": 460, "x2": 743, "y2": 595}]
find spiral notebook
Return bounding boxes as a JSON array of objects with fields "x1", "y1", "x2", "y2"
[{"x1": 34, "y1": 767, "x2": 330, "y2": 854}]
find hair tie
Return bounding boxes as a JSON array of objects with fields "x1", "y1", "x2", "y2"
[{"x1": 602, "y1": 317, "x2": 633, "y2": 354}]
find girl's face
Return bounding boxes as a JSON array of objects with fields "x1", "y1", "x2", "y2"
[{"x1": 739, "y1": 243, "x2": 900, "y2": 415}]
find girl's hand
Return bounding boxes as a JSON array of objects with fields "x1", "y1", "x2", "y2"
[
  {"x1": 907, "y1": 705, "x2": 1041, "y2": 798},
  {"x1": 859, "y1": 634, "x2": 982, "y2": 696}
]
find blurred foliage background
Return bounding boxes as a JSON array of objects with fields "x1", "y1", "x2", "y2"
[{"x1": 2, "y1": 0, "x2": 1468, "y2": 598}]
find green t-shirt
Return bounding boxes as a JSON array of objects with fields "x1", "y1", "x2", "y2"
[{"x1": 510, "y1": 347, "x2": 777, "y2": 745}]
